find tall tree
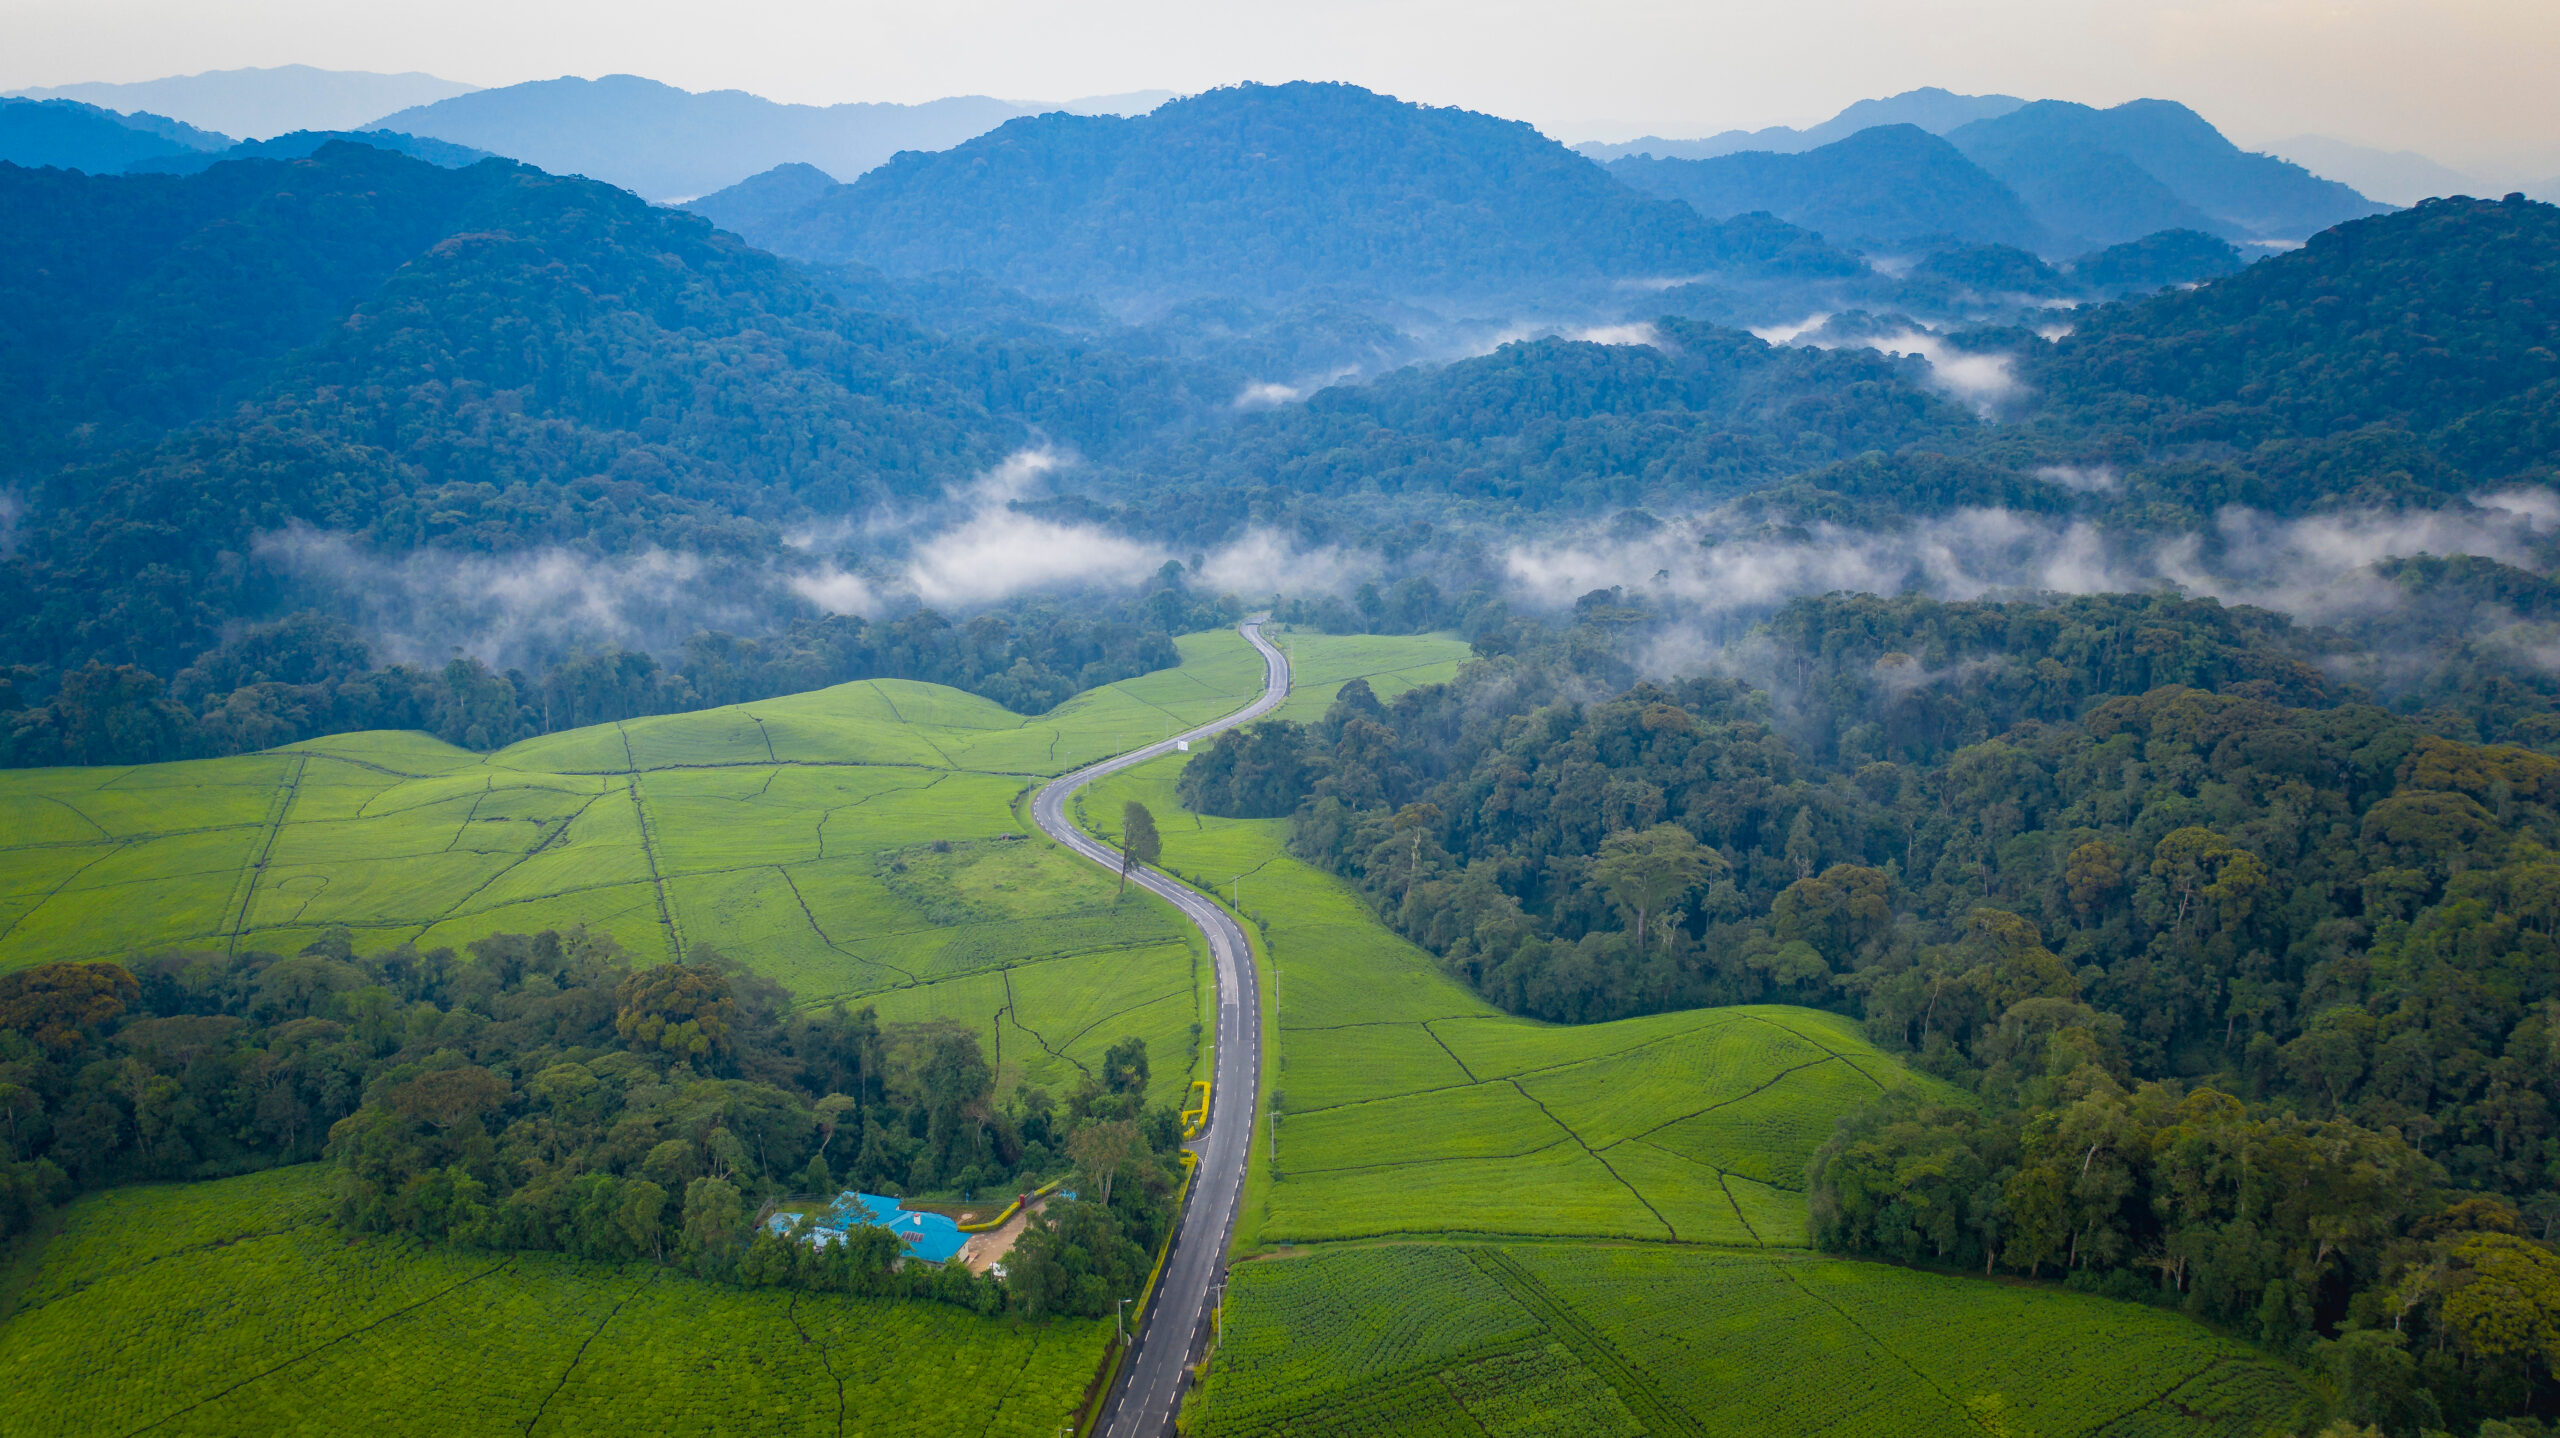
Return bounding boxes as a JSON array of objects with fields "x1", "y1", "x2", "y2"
[
  {"x1": 1119, "y1": 801, "x2": 1161, "y2": 896},
  {"x1": 1591, "y1": 824, "x2": 1718, "y2": 948},
  {"x1": 1068, "y1": 1120, "x2": 1141, "y2": 1206}
]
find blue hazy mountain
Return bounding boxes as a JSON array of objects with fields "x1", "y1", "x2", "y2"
[
  {"x1": 2066, "y1": 228, "x2": 2245, "y2": 291},
  {"x1": 123, "y1": 129, "x2": 495, "y2": 176},
  {"x1": 1576, "y1": 87, "x2": 2027, "y2": 162},
  {"x1": 1947, "y1": 99, "x2": 2384, "y2": 246},
  {"x1": 367, "y1": 75, "x2": 1160, "y2": 200},
  {"x1": 686, "y1": 160, "x2": 846, "y2": 239},
  {"x1": 0, "y1": 97, "x2": 230, "y2": 173},
  {"x1": 10, "y1": 66, "x2": 478, "y2": 140},
  {"x1": 699, "y1": 81, "x2": 1861, "y2": 302},
  {"x1": 1607, "y1": 124, "x2": 2046, "y2": 251},
  {"x1": 2268, "y1": 135, "x2": 2483, "y2": 207}
]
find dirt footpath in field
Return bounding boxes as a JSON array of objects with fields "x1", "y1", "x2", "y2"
[{"x1": 960, "y1": 1198, "x2": 1047, "y2": 1273}]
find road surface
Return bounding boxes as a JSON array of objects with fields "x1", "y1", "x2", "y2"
[{"x1": 1029, "y1": 620, "x2": 1287, "y2": 1438}]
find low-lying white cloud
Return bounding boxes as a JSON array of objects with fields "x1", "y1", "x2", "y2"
[
  {"x1": 1195, "y1": 527, "x2": 1375, "y2": 598},
  {"x1": 905, "y1": 448, "x2": 1163, "y2": 605},
  {"x1": 905, "y1": 507, "x2": 1166, "y2": 607},
  {"x1": 2156, "y1": 501, "x2": 2551, "y2": 622},
  {"x1": 2035, "y1": 464, "x2": 2120, "y2": 494},
  {"x1": 1750, "y1": 313, "x2": 1830, "y2": 345},
  {"x1": 1502, "y1": 490, "x2": 2560, "y2": 634},
  {"x1": 1568, "y1": 322, "x2": 1662, "y2": 348},
  {"x1": 1234, "y1": 380, "x2": 1305, "y2": 410},
  {"x1": 256, "y1": 527, "x2": 758, "y2": 666},
  {"x1": 1806, "y1": 329, "x2": 2021, "y2": 414},
  {"x1": 788, "y1": 566, "x2": 882, "y2": 618}
]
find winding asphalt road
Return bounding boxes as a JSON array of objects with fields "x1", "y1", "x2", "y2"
[{"x1": 1030, "y1": 620, "x2": 1288, "y2": 1438}]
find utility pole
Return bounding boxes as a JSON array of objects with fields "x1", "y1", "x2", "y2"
[{"x1": 1117, "y1": 1297, "x2": 1131, "y2": 1345}]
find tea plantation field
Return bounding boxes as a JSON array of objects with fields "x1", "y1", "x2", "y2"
[
  {"x1": 0, "y1": 1165, "x2": 1109, "y2": 1437},
  {"x1": 0, "y1": 630, "x2": 1282, "y2": 1110},
  {"x1": 1191, "y1": 1243, "x2": 2320, "y2": 1438}
]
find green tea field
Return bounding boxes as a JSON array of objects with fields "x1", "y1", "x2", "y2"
[
  {"x1": 1191, "y1": 1243, "x2": 2319, "y2": 1438},
  {"x1": 1257, "y1": 630, "x2": 1474, "y2": 724},
  {"x1": 0, "y1": 630, "x2": 1279, "y2": 1110},
  {"x1": 0, "y1": 1165, "x2": 1109, "y2": 1437}
]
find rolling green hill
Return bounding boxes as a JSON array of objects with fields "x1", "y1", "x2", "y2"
[
  {"x1": 0, "y1": 634, "x2": 1274, "y2": 1435},
  {"x1": 0, "y1": 629, "x2": 1268, "y2": 1108}
]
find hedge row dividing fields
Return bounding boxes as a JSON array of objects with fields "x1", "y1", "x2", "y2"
[
  {"x1": 0, "y1": 1166, "x2": 1110, "y2": 1438},
  {"x1": 1192, "y1": 1243, "x2": 2319, "y2": 1438}
]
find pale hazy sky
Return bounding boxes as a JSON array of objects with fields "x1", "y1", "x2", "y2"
[{"x1": 9, "y1": 0, "x2": 2559, "y2": 172}]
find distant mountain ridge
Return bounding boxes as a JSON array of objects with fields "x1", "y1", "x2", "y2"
[
  {"x1": 0, "y1": 96, "x2": 231, "y2": 173},
  {"x1": 1576, "y1": 88, "x2": 2027, "y2": 163},
  {"x1": 1608, "y1": 124, "x2": 2047, "y2": 252},
  {"x1": 1947, "y1": 99, "x2": 2383, "y2": 246},
  {"x1": 10, "y1": 66, "x2": 478, "y2": 140},
  {"x1": 126, "y1": 130, "x2": 495, "y2": 176},
  {"x1": 1610, "y1": 97, "x2": 2384, "y2": 257},
  {"x1": 369, "y1": 74, "x2": 1169, "y2": 200},
  {"x1": 694, "y1": 81, "x2": 1862, "y2": 303}
]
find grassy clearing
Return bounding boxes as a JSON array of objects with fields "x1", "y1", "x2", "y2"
[
  {"x1": 0, "y1": 1166, "x2": 1109, "y2": 1438},
  {"x1": 1259, "y1": 630, "x2": 1473, "y2": 726},
  {"x1": 1193, "y1": 1242, "x2": 2317, "y2": 1438}
]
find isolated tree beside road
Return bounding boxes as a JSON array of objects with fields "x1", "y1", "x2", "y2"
[{"x1": 1119, "y1": 801, "x2": 1161, "y2": 895}]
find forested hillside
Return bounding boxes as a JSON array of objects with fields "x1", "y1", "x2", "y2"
[
  {"x1": 1180, "y1": 594, "x2": 2560, "y2": 1429},
  {"x1": 3, "y1": 126, "x2": 2556, "y2": 787},
  {"x1": 1087, "y1": 195, "x2": 2557, "y2": 542},
  {"x1": 0, "y1": 143, "x2": 1255, "y2": 763},
  {"x1": 2030, "y1": 193, "x2": 2560, "y2": 482},
  {"x1": 1103, "y1": 319, "x2": 1977, "y2": 539}
]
